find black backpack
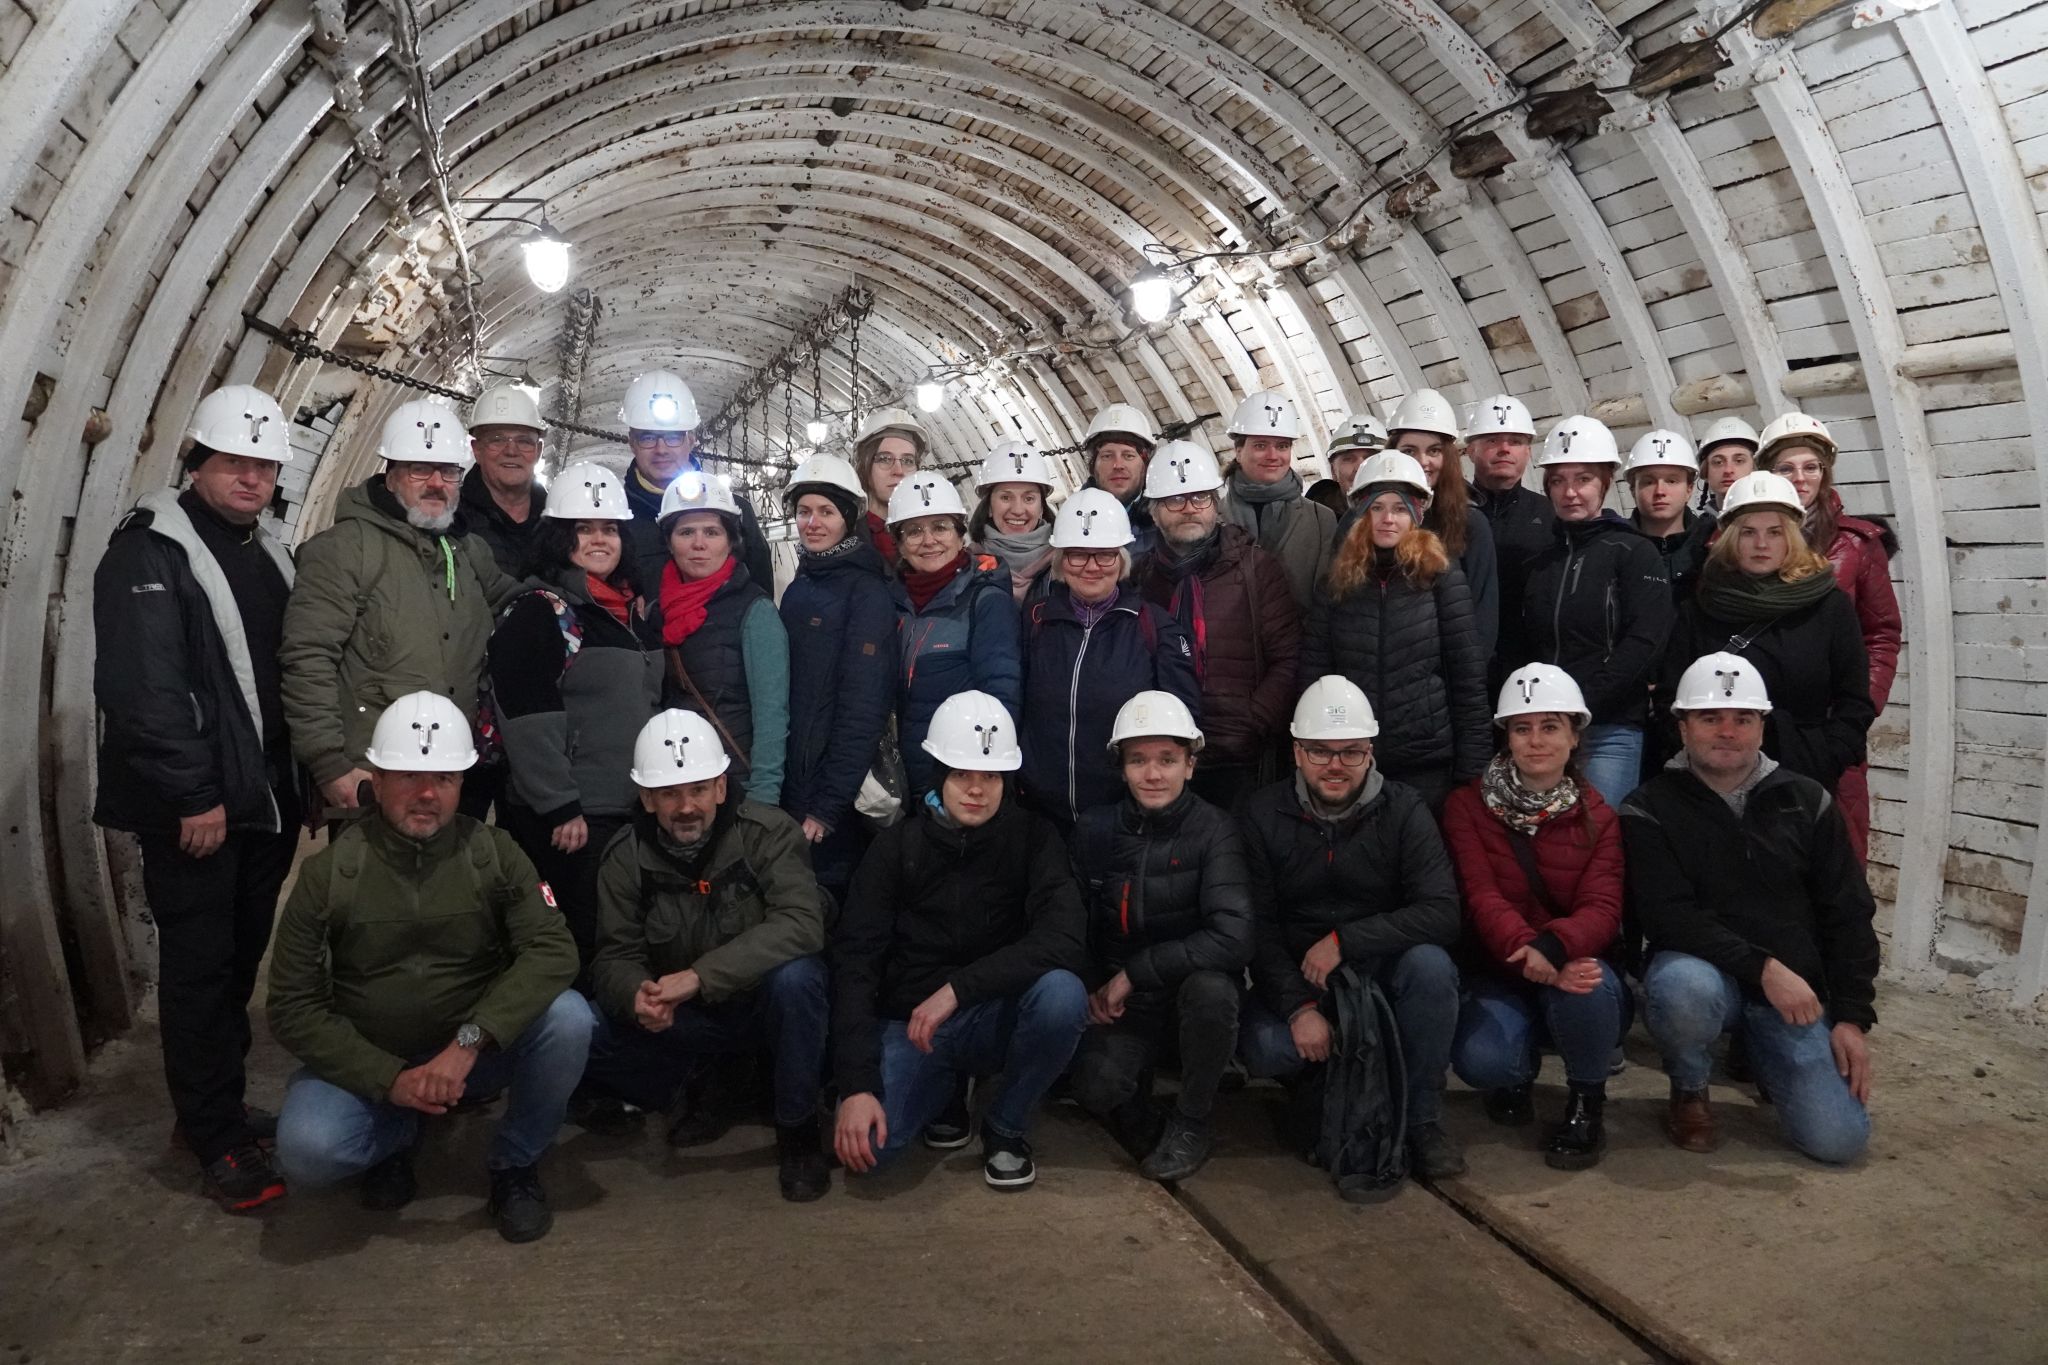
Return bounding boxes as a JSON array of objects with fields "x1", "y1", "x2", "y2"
[{"x1": 1316, "y1": 963, "x2": 1409, "y2": 1201}]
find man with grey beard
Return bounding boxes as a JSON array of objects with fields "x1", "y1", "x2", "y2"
[{"x1": 282, "y1": 399, "x2": 522, "y2": 819}]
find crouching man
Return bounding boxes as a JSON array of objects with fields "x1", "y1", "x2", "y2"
[
  {"x1": 582, "y1": 710, "x2": 832, "y2": 1202},
  {"x1": 1625, "y1": 652, "x2": 1875, "y2": 1164},
  {"x1": 268, "y1": 692, "x2": 588, "y2": 1242}
]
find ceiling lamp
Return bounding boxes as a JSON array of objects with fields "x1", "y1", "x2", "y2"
[
  {"x1": 916, "y1": 381, "x2": 945, "y2": 413},
  {"x1": 806, "y1": 418, "x2": 830, "y2": 444},
  {"x1": 523, "y1": 218, "x2": 572, "y2": 294},
  {"x1": 1131, "y1": 268, "x2": 1175, "y2": 324}
]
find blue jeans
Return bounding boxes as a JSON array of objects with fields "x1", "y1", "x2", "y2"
[
  {"x1": 875, "y1": 969, "x2": 1087, "y2": 1154},
  {"x1": 1578, "y1": 723, "x2": 1644, "y2": 809},
  {"x1": 1644, "y1": 951, "x2": 1870, "y2": 1164},
  {"x1": 1452, "y1": 965, "x2": 1630, "y2": 1091},
  {"x1": 582, "y1": 955, "x2": 829, "y2": 1127},
  {"x1": 1238, "y1": 944, "x2": 1459, "y2": 1126},
  {"x1": 274, "y1": 989, "x2": 594, "y2": 1185}
]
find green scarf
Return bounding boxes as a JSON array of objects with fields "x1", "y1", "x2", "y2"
[{"x1": 1694, "y1": 561, "x2": 1837, "y2": 628}]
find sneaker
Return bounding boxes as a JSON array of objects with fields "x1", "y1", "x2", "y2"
[
  {"x1": 924, "y1": 1078, "x2": 973, "y2": 1150},
  {"x1": 1482, "y1": 1084, "x2": 1534, "y2": 1128},
  {"x1": 487, "y1": 1164, "x2": 553, "y2": 1243},
  {"x1": 776, "y1": 1121, "x2": 832, "y2": 1203},
  {"x1": 1138, "y1": 1113, "x2": 1215, "y2": 1184},
  {"x1": 1406, "y1": 1121, "x2": 1468, "y2": 1180},
  {"x1": 359, "y1": 1149, "x2": 417, "y2": 1212},
  {"x1": 982, "y1": 1131, "x2": 1036, "y2": 1190},
  {"x1": 201, "y1": 1143, "x2": 286, "y2": 1214}
]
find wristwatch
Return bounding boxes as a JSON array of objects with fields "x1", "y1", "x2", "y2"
[{"x1": 455, "y1": 1023, "x2": 486, "y2": 1050}]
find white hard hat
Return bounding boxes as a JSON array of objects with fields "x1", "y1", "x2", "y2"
[
  {"x1": 1387, "y1": 388, "x2": 1461, "y2": 441},
  {"x1": 1697, "y1": 415, "x2": 1760, "y2": 452},
  {"x1": 543, "y1": 461, "x2": 631, "y2": 520},
  {"x1": 1050, "y1": 487, "x2": 1135, "y2": 549},
  {"x1": 620, "y1": 370, "x2": 700, "y2": 432},
  {"x1": 1494, "y1": 663, "x2": 1591, "y2": 726},
  {"x1": 1108, "y1": 690, "x2": 1204, "y2": 754},
  {"x1": 630, "y1": 708, "x2": 730, "y2": 787},
  {"x1": 378, "y1": 399, "x2": 469, "y2": 466},
  {"x1": 657, "y1": 469, "x2": 742, "y2": 523},
  {"x1": 1671, "y1": 651, "x2": 1773, "y2": 714},
  {"x1": 187, "y1": 385, "x2": 291, "y2": 463},
  {"x1": 1536, "y1": 415, "x2": 1622, "y2": 468},
  {"x1": 886, "y1": 470, "x2": 968, "y2": 527},
  {"x1": 1084, "y1": 403, "x2": 1157, "y2": 450},
  {"x1": 1464, "y1": 394, "x2": 1536, "y2": 439},
  {"x1": 1144, "y1": 439, "x2": 1225, "y2": 499},
  {"x1": 1757, "y1": 411, "x2": 1836, "y2": 463},
  {"x1": 1227, "y1": 389, "x2": 1302, "y2": 441},
  {"x1": 922, "y1": 690, "x2": 1024, "y2": 771},
  {"x1": 1349, "y1": 450, "x2": 1432, "y2": 499},
  {"x1": 364, "y1": 691, "x2": 477, "y2": 771},
  {"x1": 1327, "y1": 410, "x2": 1387, "y2": 456},
  {"x1": 470, "y1": 383, "x2": 545, "y2": 433},
  {"x1": 855, "y1": 406, "x2": 928, "y2": 449},
  {"x1": 974, "y1": 441, "x2": 1058, "y2": 492},
  {"x1": 785, "y1": 452, "x2": 866, "y2": 504},
  {"x1": 1291, "y1": 675, "x2": 1378, "y2": 741},
  {"x1": 1625, "y1": 430, "x2": 1699, "y2": 475},
  {"x1": 1717, "y1": 470, "x2": 1804, "y2": 522}
]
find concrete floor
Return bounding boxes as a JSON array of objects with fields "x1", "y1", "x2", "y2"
[{"x1": 0, "y1": 984, "x2": 2041, "y2": 1364}]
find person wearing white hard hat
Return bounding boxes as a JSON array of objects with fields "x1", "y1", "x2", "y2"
[
  {"x1": 777, "y1": 452, "x2": 897, "y2": 893},
  {"x1": 580, "y1": 709, "x2": 833, "y2": 1202},
  {"x1": 1307, "y1": 450, "x2": 1489, "y2": 811},
  {"x1": 830, "y1": 691, "x2": 1089, "y2": 1190},
  {"x1": 1067, "y1": 692, "x2": 1251, "y2": 1185},
  {"x1": 1624, "y1": 430, "x2": 1718, "y2": 606},
  {"x1": 92, "y1": 383, "x2": 299, "y2": 1213},
  {"x1": 1382, "y1": 387, "x2": 1500, "y2": 656},
  {"x1": 1655, "y1": 471, "x2": 1873, "y2": 805},
  {"x1": 1695, "y1": 415, "x2": 1760, "y2": 510},
  {"x1": 268, "y1": 691, "x2": 588, "y2": 1243},
  {"x1": 486, "y1": 461, "x2": 659, "y2": 974},
  {"x1": 1082, "y1": 402, "x2": 1160, "y2": 554},
  {"x1": 460, "y1": 382, "x2": 549, "y2": 578},
  {"x1": 1624, "y1": 653, "x2": 1876, "y2": 1164},
  {"x1": 1442, "y1": 665, "x2": 1628, "y2": 1172},
  {"x1": 853, "y1": 406, "x2": 930, "y2": 566},
  {"x1": 281, "y1": 397, "x2": 522, "y2": 821},
  {"x1": 1315, "y1": 409, "x2": 1388, "y2": 519},
  {"x1": 1238, "y1": 676, "x2": 1468, "y2": 1184},
  {"x1": 644, "y1": 471, "x2": 789, "y2": 807},
  {"x1": 1464, "y1": 395, "x2": 1553, "y2": 655},
  {"x1": 1018, "y1": 489, "x2": 1200, "y2": 828},
  {"x1": 1517, "y1": 415, "x2": 1674, "y2": 809},
  {"x1": 969, "y1": 441, "x2": 1060, "y2": 601},
  {"x1": 1135, "y1": 439, "x2": 1302, "y2": 810},
  {"x1": 617, "y1": 369, "x2": 773, "y2": 597},
  {"x1": 1222, "y1": 389, "x2": 1335, "y2": 611},
  {"x1": 1758, "y1": 412, "x2": 1899, "y2": 865}
]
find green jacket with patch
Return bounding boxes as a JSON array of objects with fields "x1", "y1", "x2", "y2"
[{"x1": 266, "y1": 813, "x2": 578, "y2": 1100}]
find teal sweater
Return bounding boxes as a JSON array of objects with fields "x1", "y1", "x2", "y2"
[{"x1": 739, "y1": 597, "x2": 789, "y2": 805}]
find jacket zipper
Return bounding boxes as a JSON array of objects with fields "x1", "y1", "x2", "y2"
[
  {"x1": 1066, "y1": 617, "x2": 1098, "y2": 821},
  {"x1": 1551, "y1": 537, "x2": 1576, "y2": 664},
  {"x1": 1119, "y1": 879, "x2": 1131, "y2": 935}
]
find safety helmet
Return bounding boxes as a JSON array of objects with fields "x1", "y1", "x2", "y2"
[
  {"x1": 378, "y1": 399, "x2": 469, "y2": 466},
  {"x1": 470, "y1": 383, "x2": 545, "y2": 433},
  {"x1": 1464, "y1": 394, "x2": 1536, "y2": 439},
  {"x1": 1227, "y1": 390, "x2": 1302, "y2": 441},
  {"x1": 1757, "y1": 411, "x2": 1836, "y2": 465},
  {"x1": 887, "y1": 470, "x2": 968, "y2": 527},
  {"x1": 1625, "y1": 430, "x2": 1699, "y2": 476},
  {"x1": 974, "y1": 442, "x2": 1058, "y2": 492},
  {"x1": 1670, "y1": 651, "x2": 1773, "y2": 714},
  {"x1": 543, "y1": 461, "x2": 631, "y2": 520},
  {"x1": 1084, "y1": 403, "x2": 1157, "y2": 451},
  {"x1": 657, "y1": 469, "x2": 742, "y2": 524},
  {"x1": 1327, "y1": 409, "x2": 1387, "y2": 457},
  {"x1": 1717, "y1": 470, "x2": 1804, "y2": 522},
  {"x1": 630, "y1": 709, "x2": 730, "y2": 787},
  {"x1": 1387, "y1": 388, "x2": 1460, "y2": 441},
  {"x1": 1536, "y1": 415, "x2": 1622, "y2": 468},
  {"x1": 1348, "y1": 450, "x2": 1431, "y2": 499},
  {"x1": 1107, "y1": 690, "x2": 1205, "y2": 754},
  {"x1": 1291, "y1": 675, "x2": 1378, "y2": 741},
  {"x1": 855, "y1": 407, "x2": 928, "y2": 449},
  {"x1": 619, "y1": 370, "x2": 700, "y2": 432},
  {"x1": 784, "y1": 452, "x2": 866, "y2": 507},
  {"x1": 187, "y1": 385, "x2": 292, "y2": 463},
  {"x1": 364, "y1": 691, "x2": 477, "y2": 771},
  {"x1": 1696, "y1": 415, "x2": 1760, "y2": 453},
  {"x1": 922, "y1": 690, "x2": 1024, "y2": 771},
  {"x1": 1050, "y1": 487, "x2": 1134, "y2": 549},
  {"x1": 1493, "y1": 663, "x2": 1591, "y2": 727},
  {"x1": 1143, "y1": 439, "x2": 1225, "y2": 499}
]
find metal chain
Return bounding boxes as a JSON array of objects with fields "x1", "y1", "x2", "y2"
[
  {"x1": 782, "y1": 375, "x2": 795, "y2": 460},
  {"x1": 846, "y1": 306, "x2": 863, "y2": 432}
]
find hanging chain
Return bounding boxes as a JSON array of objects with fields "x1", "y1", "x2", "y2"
[
  {"x1": 846, "y1": 305, "x2": 864, "y2": 432},
  {"x1": 782, "y1": 374, "x2": 796, "y2": 460},
  {"x1": 812, "y1": 347, "x2": 825, "y2": 426}
]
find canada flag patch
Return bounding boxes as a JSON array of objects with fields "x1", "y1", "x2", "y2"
[{"x1": 539, "y1": 881, "x2": 558, "y2": 909}]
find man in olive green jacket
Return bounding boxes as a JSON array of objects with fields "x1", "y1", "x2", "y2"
[
  {"x1": 583, "y1": 709, "x2": 831, "y2": 1201},
  {"x1": 269, "y1": 691, "x2": 587, "y2": 1243}
]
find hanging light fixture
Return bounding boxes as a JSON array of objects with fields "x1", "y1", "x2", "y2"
[
  {"x1": 916, "y1": 380, "x2": 945, "y2": 413},
  {"x1": 523, "y1": 216, "x2": 572, "y2": 293},
  {"x1": 1130, "y1": 267, "x2": 1175, "y2": 324},
  {"x1": 806, "y1": 418, "x2": 830, "y2": 444}
]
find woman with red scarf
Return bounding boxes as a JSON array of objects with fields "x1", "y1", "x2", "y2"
[
  {"x1": 486, "y1": 462, "x2": 661, "y2": 971},
  {"x1": 640, "y1": 471, "x2": 788, "y2": 805}
]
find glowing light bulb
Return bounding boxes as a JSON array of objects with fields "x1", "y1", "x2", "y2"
[
  {"x1": 916, "y1": 381, "x2": 945, "y2": 413},
  {"x1": 1131, "y1": 268, "x2": 1173, "y2": 324},
  {"x1": 523, "y1": 231, "x2": 571, "y2": 293},
  {"x1": 806, "y1": 418, "x2": 830, "y2": 444}
]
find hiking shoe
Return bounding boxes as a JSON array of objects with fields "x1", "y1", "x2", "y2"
[
  {"x1": 1483, "y1": 1084, "x2": 1534, "y2": 1128},
  {"x1": 924, "y1": 1078, "x2": 973, "y2": 1150},
  {"x1": 487, "y1": 1164, "x2": 553, "y2": 1243},
  {"x1": 1543, "y1": 1085, "x2": 1607, "y2": 1172},
  {"x1": 201, "y1": 1143, "x2": 286, "y2": 1214},
  {"x1": 982, "y1": 1131, "x2": 1036, "y2": 1190},
  {"x1": 1407, "y1": 1122, "x2": 1468, "y2": 1180},
  {"x1": 359, "y1": 1149, "x2": 417, "y2": 1212},
  {"x1": 1139, "y1": 1113, "x2": 1215, "y2": 1184},
  {"x1": 776, "y1": 1121, "x2": 832, "y2": 1203}
]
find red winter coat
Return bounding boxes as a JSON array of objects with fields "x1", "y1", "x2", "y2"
[
  {"x1": 1441, "y1": 780, "x2": 1624, "y2": 975},
  {"x1": 1819, "y1": 493, "x2": 1901, "y2": 712}
]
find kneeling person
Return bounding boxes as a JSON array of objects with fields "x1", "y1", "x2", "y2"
[{"x1": 268, "y1": 693, "x2": 588, "y2": 1243}]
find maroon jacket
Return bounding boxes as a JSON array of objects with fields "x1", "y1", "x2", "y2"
[
  {"x1": 1818, "y1": 493, "x2": 1901, "y2": 712},
  {"x1": 1441, "y1": 779, "x2": 1624, "y2": 973}
]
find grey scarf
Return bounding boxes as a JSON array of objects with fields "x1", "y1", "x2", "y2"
[
  {"x1": 978, "y1": 525, "x2": 1055, "y2": 586},
  {"x1": 1225, "y1": 468, "x2": 1303, "y2": 539}
]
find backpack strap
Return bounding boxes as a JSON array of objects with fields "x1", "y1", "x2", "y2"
[{"x1": 1505, "y1": 830, "x2": 1568, "y2": 919}]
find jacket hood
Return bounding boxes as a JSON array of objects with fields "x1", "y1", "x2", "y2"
[
  {"x1": 340, "y1": 474, "x2": 475, "y2": 540},
  {"x1": 1555, "y1": 510, "x2": 1648, "y2": 545}
]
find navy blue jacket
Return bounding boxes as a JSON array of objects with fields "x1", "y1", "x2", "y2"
[{"x1": 894, "y1": 556, "x2": 1022, "y2": 796}]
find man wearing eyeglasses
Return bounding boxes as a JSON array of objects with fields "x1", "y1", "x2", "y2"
[
  {"x1": 459, "y1": 384, "x2": 551, "y2": 578},
  {"x1": 1237, "y1": 675, "x2": 1467, "y2": 1182},
  {"x1": 615, "y1": 369, "x2": 774, "y2": 594}
]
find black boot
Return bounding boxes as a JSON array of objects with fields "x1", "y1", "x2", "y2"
[
  {"x1": 1483, "y1": 1083, "x2": 1534, "y2": 1128},
  {"x1": 666, "y1": 1064, "x2": 737, "y2": 1148},
  {"x1": 776, "y1": 1120, "x2": 832, "y2": 1203},
  {"x1": 1406, "y1": 1121, "x2": 1468, "y2": 1180},
  {"x1": 1139, "y1": 1112, "x2": 1216, "y2": 1184},
  {"x1": 1543, "y1": 1084, "x2": 1607, "y2": 1171}
]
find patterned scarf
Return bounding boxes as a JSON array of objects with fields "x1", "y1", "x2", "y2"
[{"x1": 1479, "y1": 751, "x2": 1581, "y2": 835}]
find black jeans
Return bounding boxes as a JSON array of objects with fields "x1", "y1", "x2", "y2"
[
  {"x1": 1069, "y1": 970, "x2": 1241, "y2": 1122},
  {"x1": 138, "y1": 825, "x2": 297, "y2": 1164},
  {"x1": 499, "y1": 804, "x2": 626, "y2": 982}
]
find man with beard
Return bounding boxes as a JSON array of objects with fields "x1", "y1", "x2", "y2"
[{"x1": 1082, "y1": 403, "x2": 1159, "y2": 555}]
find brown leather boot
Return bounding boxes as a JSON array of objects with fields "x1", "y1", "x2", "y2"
[{"x1": 1666, "y1": 1085, "x2": 1720, "y2": 1153}]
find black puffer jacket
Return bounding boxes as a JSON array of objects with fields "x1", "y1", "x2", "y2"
[
  {"x1": 1473, "y1": 482, "x2": 1554, "y2": 668},
  {"x1": 1069, "y1": 790, "x2": 1253, "y2": 993},
  {"x1": 1519, "y1": 514, "x2": 1675, "y2": 727}
]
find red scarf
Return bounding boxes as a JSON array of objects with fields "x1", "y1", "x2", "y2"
[
  {"x1": 866, "y1": 510, "x2": 900, "y2": 568},
  {"x1": 902, "y1": 552, "x2": 967, "y2": 612},
  {"x1": 660, "y1": 557, "x2": 735, "y2": 646},
  {"x1": 585, "y1": 572, "x2": 633, "y2": 628}
]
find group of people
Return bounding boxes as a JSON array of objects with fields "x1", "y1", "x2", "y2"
[{"x1": 91, "y1": 368, "x2": 1892, "y2": 1240}]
